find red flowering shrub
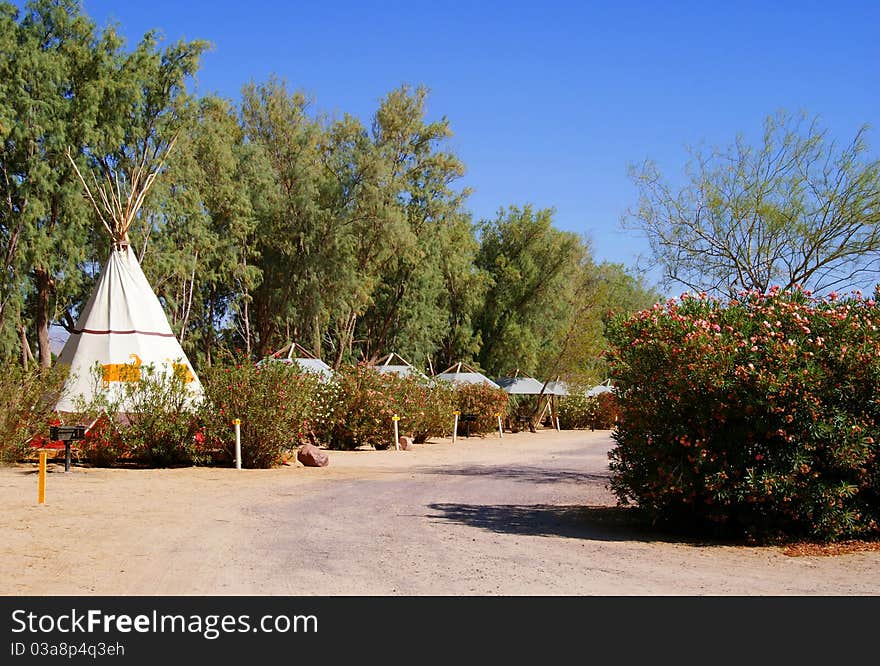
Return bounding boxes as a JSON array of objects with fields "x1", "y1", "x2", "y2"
[
  {"x1": 606, "y1": 287, "x2": 880, "y2": 542},
  {"x1": 593, "y1": 393, "x2": 620, "y2": 429},
  {"x1": 317, "y1": 365, "x2": 455, "y2": 450},
  {"x1": 75, "y1": 415, "x2": 129, "y2": 467},
  {"x1": 199, "y1": 361, "x2": 320, "y2": 468},
  {"x1": 72, "y1": 363, "x2": 203, "y2": 467},
  {"x1": 453, "y1": 383, "x2": 510, "y2": 436}
]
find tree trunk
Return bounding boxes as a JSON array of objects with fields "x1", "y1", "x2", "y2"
[
  {"x1": 205, "y1": 288, "x2": 215, "y2": 368},
  {"x1": 19, "y1": 323, "x2": 30, "y2": 370},
  {"x1": 312, "y1": 315, "x2": 322, "y2": 360},
  {"x1": 34, "y1": 268, "x2": 53, "y2": 368}
]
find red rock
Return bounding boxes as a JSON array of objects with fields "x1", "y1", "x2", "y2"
[
  {"x1": 297, "y1": 443, "x2": 329, "y2": 467},
  {"x1": 399, "y1": 436, "x2": 414, "y2": 450}
]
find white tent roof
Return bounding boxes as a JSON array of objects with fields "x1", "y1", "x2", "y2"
[
  {"x1": 376, "y1": 364, "x2": 427, "y2": 379},
  {"x1": 55, "y1": 246, "x2": 203, "y2": 412},
  {"x1": 372, "y1": 352, "x2": 430, "y2": 381},
  {"x1": 258, "y1": 356, "x2": 333, "y2": 380},
  {"x1": 435, "y1": 363, "x2": 500, "y2": 389},
  {"x1": 495, "y1": 376, "x2": 546, "y2": 394},
  {"x1": 586, "y1": 382, "x2": 614, "y2": 397},
  {"x1": 544, "y1": 380, "x2": 570, "y2": 396}
]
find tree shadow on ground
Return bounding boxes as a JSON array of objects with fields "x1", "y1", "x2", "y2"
[
  {"x1": 427, "y1": 503, "x2": 731, "y2": 546},
  {"x1": 417, "y1": 464, "x2": 610, "y2": 485}
]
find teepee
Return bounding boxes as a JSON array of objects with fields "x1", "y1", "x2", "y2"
[{"x1": 55, "y1": 141, "x2": 203, "y2": 412}]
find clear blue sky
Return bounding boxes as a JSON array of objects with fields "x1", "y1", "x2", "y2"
[{"x1": 64, "y1": 1, "x2": 879, "y2": 290}]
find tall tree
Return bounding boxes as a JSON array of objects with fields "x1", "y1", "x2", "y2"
[
  {"x1": 356, "y1": 85, "x2": 471, "y2": 368},
  {"x1": 0, "y1": 0, "x2": 119, "y2": 366},
  {"x1": 239, "y1": 78, "x2": 325, "y2": 358},
  {"x1": 626, "y1": 111, "x2": 880, "y2": 296},
  {"x1": 136, "y1": 95, "x2": 258, "y2": 368},
  {"x1": 474, "y1": 205, "x2": 586, "y2": 375}
]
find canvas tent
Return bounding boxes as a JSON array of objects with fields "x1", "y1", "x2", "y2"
[
  {"x1": 495, "y1": 373, "x2": 546, "y2": 395},
  {"x1": 56, "y1": 139, "x2": 202, "y2": 413},
  {"x1": 260, "y1": 342, "x2": 333, "y2": 380},
  {"x1": 543, "y1": 379, "x2": 570, "y2": 396},
  {"x1": 495, "y1": 369, "x2": 564, "y2": 431},
  {"x1": 435, "y1": 362, "x2": 500, "y2": 389},
  {"x1": 586, "y1": 380, "x2": 613, "y2": 397},
  {"x1": 55, "y1": 246, "x2": 203, "y2": 412},
  {"x1": 372, "y1": 353, "x2": 429, "y2": 381}
]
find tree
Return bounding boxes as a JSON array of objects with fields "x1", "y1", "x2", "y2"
[
  {"x1": 355, "y1": 85, "x2": 471, "y2": 368},
  {"x1": 626, "y1": 112, "x2": 880, "y2": 296},
  {"x1": 474, "y1": 205, "x2": 586, "y2": 376},
  {"x1": 0, "y1": 0, "x2": 116, "y2": 367},
  {"x1": 136, "y1": 95, "x2": 258, "y2": 368},
  {"x1": 552, "y1": 262, "x2": 660, "y2": 383}
]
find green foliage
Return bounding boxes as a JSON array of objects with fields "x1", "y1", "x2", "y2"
[
  {"x1": 607, "y1": 288, "x2": 880, "y2": 542},
  {"x1": 316, "y1": 365, "x2": 454, "y2": 450},
  {"x1": 474, "y1": 205, "x2": 588, "y2": 376},
  {"x1": 626, "y1": 111, "x2": 880, "y2": 296},
  {"x1": 199, "y1": 360, "x2": 320, "y2": 468},
  {"x1": 0, "y1": 364, "x2": 67, "y2": 463},
  {"x1": 73, "y1": 363, "x2": 203, "y2": 467},
  {"x1": 453, "y1": 383, "x2": 510, "y2": 436},
  {"x1": 75, "y1": 415, "x2": 129, "y2": 467}
]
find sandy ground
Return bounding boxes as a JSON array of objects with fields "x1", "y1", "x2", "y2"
[{"x1": 1, "y1": 428, "x2": 878, "y2": 596}]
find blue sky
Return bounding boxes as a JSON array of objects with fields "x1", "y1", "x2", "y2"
[{"x1": 62, "y1": 0, "x2": 880, "y2": 290}]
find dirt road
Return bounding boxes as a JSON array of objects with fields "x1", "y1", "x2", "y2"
[{"x1": 1, "y1": 429, "x2": 878, "y2": 595}]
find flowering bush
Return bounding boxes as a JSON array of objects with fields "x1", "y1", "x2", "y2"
[
  {"x1": 557, "y1": 391, "x2": 593, "y2": 429},
  {"x1": 592, "y1": 392, "x2": 620, "y2": 429},
  {"x1": 73, "y1": 363, "x2": 202, "y2": 467},
  {"x1": 606, "y1": 287, "x2": 880, "y2": 542},
  {"x1": 199, "y1": 361, "x2": 320, "y2": 468},
  {"x1": 316, "y1": 365, "x2": 454, "y2": 450},
  {"x1": 75, "y1": 415, "x2": 129, "y2": 467},
  {"x1": 0, "y1": 364, "x2": 67, "y2": 464},
  {"x1": 453, "y1": 383, "x2": 510, "y2": 436}
]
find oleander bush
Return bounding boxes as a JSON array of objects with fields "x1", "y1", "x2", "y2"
[
  {"x1": 453, "y1": 382, "x2": 510, "y2": 436},
  {"x1": 0, "y1": 364, "x2": 68, "y2": 464},
  {"x1": 317, "y1": 364, "x2": 454, "y2": 450},
  {"x1": 199, "y1": 360, "x2": 320, "y2": 468},
  {"x1": 74, "y1": 362, "x2": 203, "y2": 467},
  {"x1": 606, "y1": 287, "x2": 880, "y2": 542}
]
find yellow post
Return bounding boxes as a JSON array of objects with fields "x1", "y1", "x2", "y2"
[
  {"x1": 392, "y1": 415, "x2": 400, "y2": 451},
  {"x1": 38, "y1": 450, "x2": 48, "y2": 505},
  {"x1": 452, "y1": 411, "x2": 460, "y2": 444}
]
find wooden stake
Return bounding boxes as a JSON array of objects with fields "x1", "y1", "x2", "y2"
[{"x1": 38, "y1": 450, "x2": 48, "y2": 504}]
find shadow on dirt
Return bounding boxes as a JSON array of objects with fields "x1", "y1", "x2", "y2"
[
  {"x1": 418, "y1": 464, "x2": 610, "y2": 485},
  {"x1": 427, "y1": 503, "x2": 724, "y2": 546}
]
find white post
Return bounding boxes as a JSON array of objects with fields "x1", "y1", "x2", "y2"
[
  {"x1": 452, "y1": 411, "x2": 459, "y2": 444},
  {"x1": 393, "y1": 415, "x2": 400, "y2": 451},
  {"x1": 233, "y1": 418, "x2": 242, "y2": 469},
  {"x1": 496, "y1": 413, "x2": 503, "y2": 439},
  {"x1": 556, "y1": 416, "x2": 561, "y2": 431}
]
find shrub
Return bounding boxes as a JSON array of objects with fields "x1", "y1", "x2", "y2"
[
  {"x1": 417, "y1": 381, "x2": 457, "y2": 442},
  {"x1": 606, "y1": 287, "x2": 880, "y2": 542},
  {"x1": 557, "y1": 391, "x2": 593, "y2": 429},
  {"x1": 75, "y1": 415, "x2": 129, "y2": 467},
  {"x1": 316, "y1": 365, "x2": 454, "y2": 450},
  {"x1": 73, "y1": 363, "x2": 202, "y2": 467},
  {"x1": 0, "y1": 365, "x2": 68, "y2": 464},
  {"x1": 592, "y1": 392, "x2": 620, "y2": 429},
  {"x1": 454, "y1": 383, "x2": 510, "y2": 436},
  {"x1": 200, "y1": 361, "x2": 320, "y2": 468}
]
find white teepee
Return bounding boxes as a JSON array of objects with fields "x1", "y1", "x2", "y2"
[
  {"x1": 55, "y1": 244, "x2": 203, "y2": 412},
  {"x1": 56, "y1": 140, "x2": 203, "y2": 412}
]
